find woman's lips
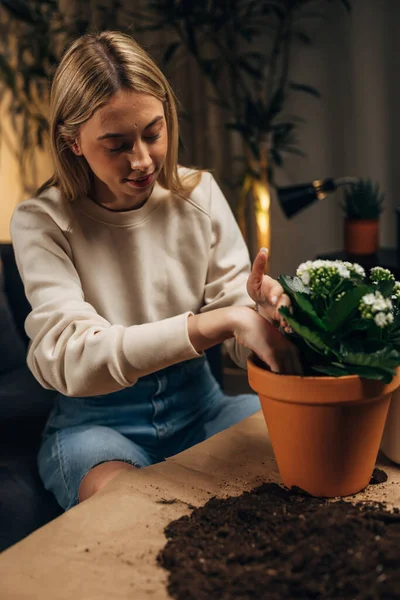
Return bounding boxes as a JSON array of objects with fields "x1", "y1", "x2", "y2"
[{"x1": 125, "y1": 172, "x2": 155, "y2": 189}]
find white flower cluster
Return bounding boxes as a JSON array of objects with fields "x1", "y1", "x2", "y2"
[
  {"x1": 370, "y1": 266, "x2": 395, "y2": 283},
  {"x1": 343, "y1": 261, "x2": 366, "y2": 279},
  {"x1": 296, "y1": 259, "x2": 365, "y2": 295},
  {"x1": 297, "y1": 260, "x2": 348, "y2": 286},
  {"x1": 394, "y1": 281, "x2": 400, "y2": 301},
  {"x1": 359, "y1": 291, "x2": 394, "y2": 328}
]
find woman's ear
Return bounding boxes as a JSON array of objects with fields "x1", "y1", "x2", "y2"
[
  {"x1": 70, "y1": 140, "x2": 83, "y2": 156},
  {"x1": 59, "y1": 124, "x2": 82, "y2": 156}
]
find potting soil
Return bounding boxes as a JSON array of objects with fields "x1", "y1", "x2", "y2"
[{"x1": 158, "y1": 476, "x2": 400, "y2": 599}]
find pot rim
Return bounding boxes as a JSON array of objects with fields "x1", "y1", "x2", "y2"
[{"x1": 247, "y1": 355, "x2": 400, "y2": 404}]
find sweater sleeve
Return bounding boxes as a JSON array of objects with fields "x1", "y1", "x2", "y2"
[
  {"x1": 199, "y1": 174, "x2": 254, "y2": 369},
  {"x1": 10, "y1": 203, "x2": 200, "y2": 397}
]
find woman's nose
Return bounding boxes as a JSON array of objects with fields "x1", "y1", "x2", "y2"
[{"x1": 129, "y1": 143, "x2": 152, "y2": 170}]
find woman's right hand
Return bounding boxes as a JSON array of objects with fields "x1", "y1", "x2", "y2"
[
  {"x1": 187, "y1": 305, "x2": 302, "y2": 376},
  {"x1": 231, "y1": 306, "x2": 303, "y2": 375}
]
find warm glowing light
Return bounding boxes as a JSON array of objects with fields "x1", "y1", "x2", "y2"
[
  {"x1": 237, "y1": 174, "x2": 271, "y2": 266},
  {"x1": 255, "y1": 180, "x2": 271, "y2": 212}
]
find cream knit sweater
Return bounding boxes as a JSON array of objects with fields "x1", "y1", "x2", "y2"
[{"x1": 10, "y1": 170, "x2": 253, "y2": 397}]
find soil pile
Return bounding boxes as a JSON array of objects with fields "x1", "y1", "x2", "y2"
[{"x1": 159, "y1": 479, "x2": 400, "y2": 599}]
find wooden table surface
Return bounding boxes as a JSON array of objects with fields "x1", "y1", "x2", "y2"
[{"x1": 1, "y1": 411, "x2": 399, "y2": 600}]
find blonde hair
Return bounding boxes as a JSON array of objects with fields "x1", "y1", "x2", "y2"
[{"x1": 38, "y1": 31, "x2": 200, "y2": 200}]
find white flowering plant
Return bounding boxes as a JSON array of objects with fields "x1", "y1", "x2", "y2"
[{"x1": 278, "y1": 261, "x2": 400, "y2": 382}]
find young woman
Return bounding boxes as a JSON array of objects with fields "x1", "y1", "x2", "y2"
[{"x1": 11, "y1": 31, "x2": 301, "y2": 511}]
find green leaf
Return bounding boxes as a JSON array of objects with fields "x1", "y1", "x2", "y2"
[
  {"x1": 238, "y1": 58, "x2": 262, "y2": 79},
  {"x1": 292, "y1": 292, "x2": 328, "y2": 331},
  {"x1": 312, "y1": 364, "x2": 348, "y2": 377},
  {"x1": 289, "y1": 82, "x2": 321, "y2": 98},
  {"x1": 313, "y1": 363, "x2": 394, "y2": 382},
  {"x1": 323, "y1": 285, "x2": 369, "y2": 332},
  {"x1": 1, "y1": 0, "x2": 38, "y2": 24},
  {"x1": 184, "y1": 21, "x2": 198, "y2": 55},
  {"x1": 225, "y1": 122, "x2": 252, "y2": 137},
  {"x1": 291, "y1": 335, "x2": 324, "y2": 366},
  {"x1": 292, "y1": 31, "x2": 312, "y2": 45},
  {"x1": 163, "y1": 41, "x2": 181, "y2": 64},
  {"x1": 237, "y1": 26, "x2": 260, "y2": 42},
  {"x1": 331, "y1": 361, "x2": 350, "y2": 369},
  {"x1": 245, "y1": 97, "x2": 261, "y2": 130},
  {"x1": 278, "y1": 275, "x2": 310, "y2": 296},
  {"x1": 272, "y1": 122, "x2": 295, "y2": 135},
  {"x1": 342, "y1": 347, "x2": 400, "y2": 369},
  {"x1": 342, "y1": 178, "x2": 384, "y2": 219},
  {"x1": 341, "y1": 337, "x2": 383, "y2": 354},
  {"x1": 279, "y1": 307, "x2": 330, "y2": 353},
  {"x1": 265, "y1": 88, "x2": 285, "y2": 123},
  {"x1": 281, "y1": 146, "x2": 307, "y2": 157},
  {"x1": 343, "y1": 365, "x2": 394, "y2": 383},
  {"x1": 271, "y1": 149, "x2": 283, "y2": 166},
  {"x1": 346, "y1": 318, "x2": 370, "y2": 332},
  {"x1": 201, "y1": 59, "x2": 223, "y2": 83},
  {"x1": 374, "y1": 279, "x2": 395, "y2": 298}
]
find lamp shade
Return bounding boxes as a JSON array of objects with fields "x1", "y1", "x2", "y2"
[{"x1": 277, "y1": 178, "x2": 337, "y2": 219}]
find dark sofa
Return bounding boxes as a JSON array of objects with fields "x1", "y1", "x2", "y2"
[
  {"x1": 0, "y1": 243, "x2": 223, "y2": 551},
  {"x1": 0, "y1": 243, "x2": 62, "y2": 552}
]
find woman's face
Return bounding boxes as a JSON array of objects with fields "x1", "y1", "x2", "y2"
[{"x1": 74, "y1": 90, "x2": 168, "y2": 211}]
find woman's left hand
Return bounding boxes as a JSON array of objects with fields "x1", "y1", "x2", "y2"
[{"x1": 246, "y1": 248, "x2": 292, "y2": 332}]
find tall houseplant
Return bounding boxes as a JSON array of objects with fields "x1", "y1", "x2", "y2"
[
  {"x1": 131, "y1": 0, "x2": 351, "y2": 259},
  {"x1": 342, "y1": 178, "x2": 385, "y2": 255},
  {"x1": 248, "y1": 260, "x2": 400, "y2": 497}
]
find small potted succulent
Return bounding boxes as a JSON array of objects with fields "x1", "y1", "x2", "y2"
[
  {"x1": 342, "y1": 179, "x2": 385, "y2": 255},
  {"x1": 248, "y1": 260, "x2": 400, "y2": 497}
]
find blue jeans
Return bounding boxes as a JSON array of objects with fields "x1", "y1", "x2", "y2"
[{"x1": 38, "y1": 356, "x2": 260, "y2": 510}]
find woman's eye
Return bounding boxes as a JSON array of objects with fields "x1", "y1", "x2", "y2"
[
  {"x1": 106, "y1": 133, "x2": 160, "y2": 153},
  {"x1": 108, "y1": 143, "x2": 130, "y2": 154},
  {"x1": 144, "y1": 133, "x2": 160, "y2": 142}
]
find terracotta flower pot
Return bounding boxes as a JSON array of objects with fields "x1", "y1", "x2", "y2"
[
  {"x1": 344, "y1": 219, "x2": 379, "y2": 255},
  {"x1": 247, "y1": 356, "x2": 400, "y2": 497}
]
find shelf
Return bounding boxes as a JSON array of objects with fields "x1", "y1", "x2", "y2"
[{"x1": 316, "y1": 248, "x2": 400, "y2": 279}]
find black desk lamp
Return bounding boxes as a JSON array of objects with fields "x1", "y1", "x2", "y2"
[{"x1": 277, "y1": 177, "x2": 359, "y2": 218}]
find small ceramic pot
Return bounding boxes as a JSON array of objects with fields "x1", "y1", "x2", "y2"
[
  {"x1": 248, "y1": 356, "x2": 400, "y2": 497},
  {"x1": 344, "y1": 219, "x2": 379, "y2": 255}
]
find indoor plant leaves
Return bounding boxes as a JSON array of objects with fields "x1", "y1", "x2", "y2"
[
  {"x1": 323, "y1": 284, "x2": 370, "y2": 332},
  {"x1": 278, "y1": 260, "x2": 400, "y2": 382}
]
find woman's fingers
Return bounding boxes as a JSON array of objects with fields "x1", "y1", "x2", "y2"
[
  {"x1": 267, "y1": 281, "x2": 284, "y2": 306},
  {"x1": 264, "y1": 352, "x2": 281, "y2": 373},
  {"x1": 273, "y1": 293, "x2": 291, "y2": 320},
  {"x1": 286, "y1": 349, "x2": 303, "y2": 376},
  {"x1": 247, "y1": 248, "x2": 268, "y2": 299},
  {"x1": 292, "y1": 351, "x2": 303, "y2": 376},
  {"x1": 266, "y1": 347, "x2": 303, "y2": 376}
]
